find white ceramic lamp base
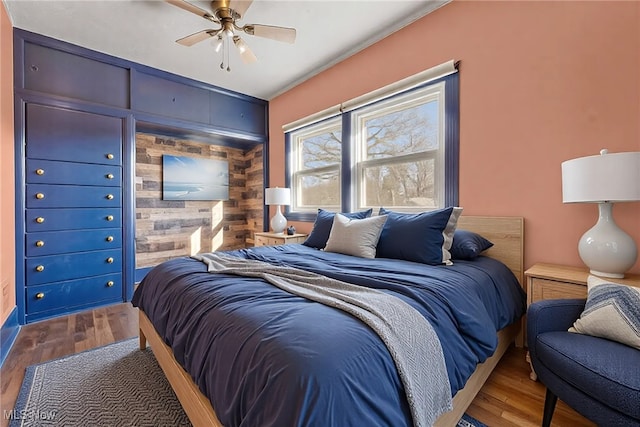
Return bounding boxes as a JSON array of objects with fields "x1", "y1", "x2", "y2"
[
  {"x1": 270, "y1": 205, "x2": 287, "y2": 234},
  {"x1": 578, "y1": 202, "x2": 638, "y2": 279}
]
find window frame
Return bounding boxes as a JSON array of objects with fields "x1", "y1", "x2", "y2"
[
  {"x1": 285, "y1": 72, "x2": 459, "y2": 222},
  {"x1": 285, "y1": 116, "x2": 343, "y2": 220}
]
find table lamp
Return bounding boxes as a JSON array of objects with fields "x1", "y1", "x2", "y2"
[
  {"x1": 265, "y1": 187, "x2": 291, "y2": 234},
  {"x1": 562, "y1": 149, "x2": 640, "y2": 278}
]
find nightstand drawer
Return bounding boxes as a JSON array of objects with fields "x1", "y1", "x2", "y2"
[
  {"x1": 254, "y1": 232, "x2": 308, "y2": 247},
  {"x1": 255, "y1": 235, "x2": 281, "y2": 246},
  {"x1": 530, "y1": 278, "x2": 587, "y2": 302}
]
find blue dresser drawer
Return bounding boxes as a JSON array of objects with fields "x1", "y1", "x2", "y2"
[
  {"x1": 26, "y1": 208, "x2": 121, "y2": 232},
  {"x1": 26, "y1": 104, "x2": 122, "y2": 165},
  {"x1": 26, "y1": 159, "x2": 121, "y2": 187},
  {"x1": 26, "y1": 249, "x2": 122, "y2": 285},
  {"x1": 26, "y1": 228, "x2": 121, "y2": 256},
  {"x1": 26, "y1": 184, "x2": 121, "y2": 208},
  {"x1": 26, "y1": 273, "x2": 123, "y2": 318}
]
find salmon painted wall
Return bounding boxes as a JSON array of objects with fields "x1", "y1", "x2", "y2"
[
  {"x1": 269, "y1": 0, "x2": 640, "y2": 274},
  {"x1": 1, "y1": 2, "x2": 16, "y2": 325}
]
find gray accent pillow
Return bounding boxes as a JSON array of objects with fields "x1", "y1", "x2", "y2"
[
  {"x1": 324, "y1": 214, "x2": 388, "y2": 259},
  {"x1": 569, "y1": 275, "x2": 640, "y2": 350}
]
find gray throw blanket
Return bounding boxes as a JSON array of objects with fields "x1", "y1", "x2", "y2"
[{"x1": 192, "y1": 253, "x2": 453, "y2": 427}]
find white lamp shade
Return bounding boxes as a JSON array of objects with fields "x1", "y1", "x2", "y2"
[
  {"x1": 265, "y1": 187, "x2": 291, "y2": 206},
  {"x1": 562, "y1": 151, "x2": 640, "y2": 203}
]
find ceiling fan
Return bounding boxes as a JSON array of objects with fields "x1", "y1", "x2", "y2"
[{"x1": 166, "y1": 0, "x2": 296, "y2": 72}]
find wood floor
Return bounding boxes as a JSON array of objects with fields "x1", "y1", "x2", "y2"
[{"x1": 0, "y1": 303, "x2": 595, "y2": 427}]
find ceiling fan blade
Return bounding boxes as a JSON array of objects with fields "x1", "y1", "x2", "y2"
[
  {"x1": 176, "y1": 30, "x2": 218, "y2": 46},
  {"x1": 165, "y1": 0, "x2": 217, "y2": 22},
  {"x1": 229, "y1": 0, "x2": 254, "y2": 19},
  {"x1": 233, "y1": 36, "x2": 257, "y2": 64},
  {"x1": 245, "y1": 24, "x2": 296, "y2": 44}
]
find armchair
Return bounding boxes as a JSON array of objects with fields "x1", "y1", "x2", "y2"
[{"x1": 527, "y1": 299, "x2": 640, "y2": 427}]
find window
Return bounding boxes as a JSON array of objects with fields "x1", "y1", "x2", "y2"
[
  {"x1": 288, "y1": 117, "x2": 342, "y2": 213},
  {"x1": 285, "y1": 65, "x2": 458, "y2": 221},
  {"x1": 353, "y1": 84, "x2": 444, "y2": 211}
]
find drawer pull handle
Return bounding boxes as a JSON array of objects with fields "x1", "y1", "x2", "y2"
[
  {"x1": 35, "y1": 292, "x2": 45, "y2": 299},
  {"x1": 36, "y1": 168, "x2": 45, "y2": 175},
  {"x1": 106, "y1": 194, "x2": 114, "y2": 200},
  {"x1": 36, "y1": 193, "x2": 45, "y2": 199},
  {"x1": 106, "y1": 257, "x2": 114, "y2": 263},
  {"x1": 35, "y1": 265, "x2": 44, "y2": 272},
  {"x1": 106, "y1": 281, "x2": 114, "y2": 287},
  {"x1": 36, "y1": 217, "x2": 45, "y2": 223},
  {"x1": 35, "y1": 240, "x2": 45, "y2": 247},
  {"x1": 106, "y1": 215, "x2": 114, "y2": 221},
  {"x1": 106, "y1": 236, "x2": 114, "y2": 242},
  {"x1": 106, "y1": 173, "x2": 114, "y2": 180},
  {"x1": 106, "y1": 153, "x2": 114, "y2": 160}
]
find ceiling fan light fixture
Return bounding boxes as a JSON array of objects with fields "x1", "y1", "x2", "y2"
[
  {"x1": 212, "y1": 35, "x2": 224, "y2": 53},
  {"x1": 233, "y1": 36, "x2": 257, "y2": 64}
]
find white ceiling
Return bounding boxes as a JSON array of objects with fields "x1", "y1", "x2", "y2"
[{"x1": 4, "y1": 0, "x2": 450, "y2": 100}]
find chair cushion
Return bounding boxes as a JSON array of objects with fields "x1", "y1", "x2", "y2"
[{"x1": 536, "y1": 331, "x2": 640, "y2": 419}]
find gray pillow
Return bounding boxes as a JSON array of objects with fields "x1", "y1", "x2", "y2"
[
  {"x1": 569, "y1": 275, "x2": 640, "y2": 350},
  {"x1": 324, "y1": 213, "x2": 388, "y2": 258}
]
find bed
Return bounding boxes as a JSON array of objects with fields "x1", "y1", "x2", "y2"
[{"x1": 133, "y1": 215, "x2": 525, "y2": 427}]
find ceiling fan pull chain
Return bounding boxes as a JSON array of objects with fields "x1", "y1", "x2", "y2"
[{"x1": 226, "y1": 36, "x2": 231, "y2": 72}]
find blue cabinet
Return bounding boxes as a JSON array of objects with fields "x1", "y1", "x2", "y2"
[
  {"x1": 14, "y1": 28, "x2": 268, "y2": 325},
  {"x1": 23, "y1": 103, "x2": 126, "y2": 323},
  {"x1": 23, "y1": 42, "x2": 129, "y2": 109}
]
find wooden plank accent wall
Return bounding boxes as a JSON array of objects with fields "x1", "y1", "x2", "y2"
[{"x1": 135, "y1": 134, "x2": 263, "y2": 269}]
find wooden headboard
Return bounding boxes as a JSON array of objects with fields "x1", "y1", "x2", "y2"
[{"x1": 456, "y1": 216, "x2": 525, "y2": 287}]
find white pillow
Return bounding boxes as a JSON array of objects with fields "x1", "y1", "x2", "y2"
[
  {"x1": 324, "y1": 214, "x2": 388, "y2": 258},
  {"x1": 442, "y1": 207, "x2": 463, "y2": 265},
  {"x1": 569, "y1": 275, "x2": 640, "y2": 350}
]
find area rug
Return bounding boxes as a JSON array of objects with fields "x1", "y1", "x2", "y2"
[{"x1": 10, "y1": 338, "x2": 488, "y2": 427}]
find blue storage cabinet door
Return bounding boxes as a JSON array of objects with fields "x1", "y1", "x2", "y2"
[
  {"x1": 26, "y1": 273, "x2": 123, "y2": 322},
  {"x1": 26, "y1": 228, "x2": 121, "y2": 256},
  {"x1": 23, "y1": 42, "x2": 129, "y2": 109},
  {"x1": 26, "y1": 104, "x2": 122, "y2": 165},
  {"x1": 26, "y1": 184, "x2": 121, "y2": 208},
  {"x1": 25, "y1": 249, "x2": 122, "y2": 286},
  {"x1": 26, "y1": 159, "x2": 121, "y2": 187},
  {"x1": 26, "y1": 208, "x2": 121, "y2": 232}
]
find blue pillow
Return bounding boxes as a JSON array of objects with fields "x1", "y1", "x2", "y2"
[
  {"x1": 376, "y1": 207, "x2": 457, "y2": 265},
  {"x1": 303, "y1": 208, "x2": 373, "y2": 249},
  {"x1": 450, "y1": 229, "x2": 493, "y2": 260}
]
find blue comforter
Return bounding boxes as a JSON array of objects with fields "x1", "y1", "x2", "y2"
[{"x1": 132, "y1": 244, "x2": 525, "y2": 427}]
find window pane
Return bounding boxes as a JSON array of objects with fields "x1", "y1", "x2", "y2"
[
  {"x1": 365, "y1": 100, "x2": 438, "y2": 159},
  {"x1": 363, "y1": 159, "x2": 436, "y2": 208},
  {"x1": 301, "y1": 129, "x2": 342, "y2": 169},
  {"x1": 297, "y1": 169, "x2": 340, "y2": 207}
]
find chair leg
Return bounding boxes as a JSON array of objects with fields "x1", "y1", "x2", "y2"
[{"x1": 542, "y1": 388, "x2": 558, "y2": 427}]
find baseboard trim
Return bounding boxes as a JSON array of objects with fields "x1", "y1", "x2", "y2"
[{"x1": 1, "y1": 308, "x2": 21, "y2": 367}]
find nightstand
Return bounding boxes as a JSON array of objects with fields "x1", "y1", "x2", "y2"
[
  {"x1": 526, "y1": 263, "x2": 640, "y2": 307},
  {"x1": 254, "y1": 232, "x2": 308, "y2": 247},
  {"x1": 525, "y1": 263, "x2": 640, "y2": 379}
]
